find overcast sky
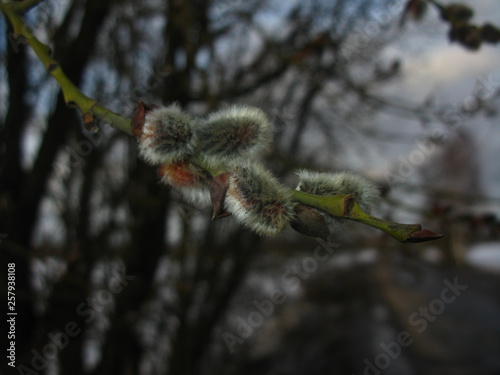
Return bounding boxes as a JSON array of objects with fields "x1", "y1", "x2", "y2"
[{"x1": 382, "y1": 0, "x2": 500, "y2": 199}]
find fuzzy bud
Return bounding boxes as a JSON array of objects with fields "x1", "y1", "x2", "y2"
[
  {"x1": 158, "y1": 161, "x2": 212, "y2": 206},
  {"x1": 295, "y1": 170, "x2": 380, "y2": 234},
  {"x1": 138, "y1": 104, "x2": 197, "y2": 165},
  {"x1": 224, "y1": 165, "x2": 295, "y2": 236},
  {"x1": 296, "y1": 170, "x2": 380, "y2": 212},
  {"x1": 197, "y1": 105, "x2": 272, "y2": 168}
]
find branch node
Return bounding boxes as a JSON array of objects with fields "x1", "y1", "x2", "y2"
[
  {"x1": 47, "y1": 62, "x2": 58, "y2": 73},
  {"x1": 342, "y1": 194, "x2": 355, "y2": 217},
  {"x1": 83, "y1": 112, "x2": 99, "y2": 133}
]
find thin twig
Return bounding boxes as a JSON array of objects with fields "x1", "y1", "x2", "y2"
[
  {"x1": 293, "y1": 191, "x2": 443, "y2": 243},
  {"x1": 0, "y1": 1, "x2": 132, "y2": 135}
]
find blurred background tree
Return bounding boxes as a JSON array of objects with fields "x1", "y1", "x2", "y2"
[{"x1": 1, "y1": 0, "x2": 500, "y2": 374}]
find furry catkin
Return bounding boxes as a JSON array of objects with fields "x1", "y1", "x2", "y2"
[
  {"x1": 224, "y1": 164, "x2": 295, "y2": 236},
  {"x1": 295, "y1": 170, "x2": 380, "y2": 233},
  {"x1": 197, "y1": 105, "x2": 272, "y2": 168},
  {"x1": 296, "y1": 170, "x2": 380, "y2": 212},
  {"x1": 138, "y1": 104, "x2": 197, "y2": 165}
]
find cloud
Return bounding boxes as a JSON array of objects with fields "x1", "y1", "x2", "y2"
[{"x1": 402, "y1": 45, "x2": 500, "y2": 98}]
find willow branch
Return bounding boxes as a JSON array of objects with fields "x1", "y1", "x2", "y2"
[
  {"x1": 293, "y1": 191, "x2": 443, "y2": 243},
  {"x1": 7, "y1": 0, "x2": 46, "y2": 13},
  {"x1": 0, "y1": 1, "x2": 132, "y2": 135},
  {"x1": 2, "y1": 2, "x2": 444, "y2": 243},
  {"x1": 192, "y1": 149, "x2": 443, "y2": 243}
]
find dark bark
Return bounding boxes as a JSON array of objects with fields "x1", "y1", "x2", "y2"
[
  {"x1": 3, "y1": 0, "x2": 116, "y2": 372},
  {"x1": 0, "y1": 34, "x2": 34, "y2": 365}
]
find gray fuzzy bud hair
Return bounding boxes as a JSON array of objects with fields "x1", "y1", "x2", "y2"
[
  {"x1": 138, "y1": 104, "x2": 197, "y2": 165},
  {"x1": 196, "y1": 105, "x2": 272, "y2": 168},
  {"x1": 225, "y1": 164, "x2": 295, "y2": 237},
  {"x1": 296, "y1": 170, "x2": 380, "y2": 212}
]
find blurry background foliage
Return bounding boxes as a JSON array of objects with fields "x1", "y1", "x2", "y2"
[{"x1": 1, "y1": 0, "x2": 500, "y2": 374}]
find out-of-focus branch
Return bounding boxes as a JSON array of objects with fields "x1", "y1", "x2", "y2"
[
  {"x1": 0, "y1": 1, "x2": 132, "y2": 135},
  {"x1": 402, "y1": 0, "x2": 500, "y2": 50},
  {"x1": 6, "y1": 0, "x2": 45, "y2": 13}
]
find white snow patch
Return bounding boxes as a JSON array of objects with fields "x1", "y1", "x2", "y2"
[{"x1": 466, "y1": 242, "x2": 500, "y2": 272}]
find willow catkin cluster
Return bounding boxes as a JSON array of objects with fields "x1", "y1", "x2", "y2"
[
  {"x1": 134, "y1": 102, "x2": 381, "y2": 238},
  {"x1": 134, "y1": 103, "x2": 295, "y2": 236}
]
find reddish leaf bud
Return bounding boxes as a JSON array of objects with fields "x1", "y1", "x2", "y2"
[
  {"x1": 408, "y1": 229, "x2": 444, "y2": 243},
  {"x1": 290, "y1": 204, "x2": 333, "y2": 239},
  {"x1": 132, "y1": 101, "x2": 159, "y2": 139},
  {"x1": 210, "y1": 173, "x2": 231, "y2": 220}
]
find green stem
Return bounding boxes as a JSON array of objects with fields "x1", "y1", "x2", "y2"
[
  {"x1": 293, "y1": 190, "x2": 442, "y2": 243},
  {"x1": 8, "y1": 0, "x2": 46, "y2": 13},
  {"x1": 0, "y1": 1, "x2": 132, "y2": 135}
]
